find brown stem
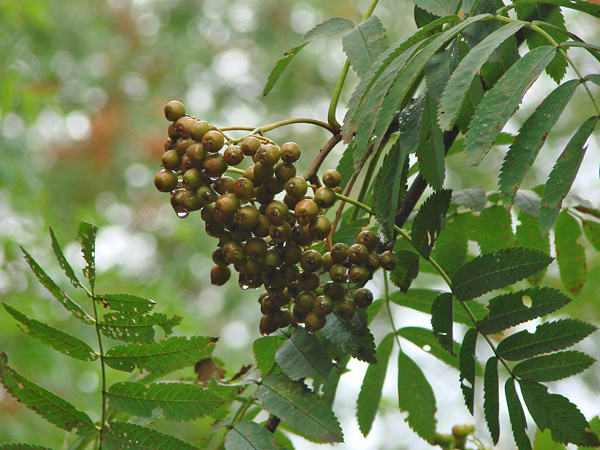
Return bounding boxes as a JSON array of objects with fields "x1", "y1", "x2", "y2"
[{"x1": 303, "y1": 133, "x2": 342, "y2": 181}]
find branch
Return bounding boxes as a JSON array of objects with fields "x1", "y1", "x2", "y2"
[{"x1": 303, "y1": 133, "x2": 343, "y2": 181}]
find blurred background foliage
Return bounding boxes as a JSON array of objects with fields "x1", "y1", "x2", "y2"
[{"x1": 1, "y1": 0, "x2": 599, "y2": 448}]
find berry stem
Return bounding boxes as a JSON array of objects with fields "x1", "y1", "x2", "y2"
[
  {"x1": 303, "y1": 133, "x2": 342, "y2": 181},
  {"x1": 235, "y1": 118, "x2": 338, "y2": 141},
  {"x1": 384, "y1": 269, "x2": 402, "y2": 348}
]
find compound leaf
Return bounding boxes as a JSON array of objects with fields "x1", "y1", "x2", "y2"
[
  {"x1": 389, "y1": 249, "x2": 420, "y2": 293},
  {"x1": 321, "y1": 310, "x2": 376, "y2": 363},
  {"x1": 415, "y1": 94, "x2": 446, "y2": 190},
  {"x1": 539, "y1": 116, "x2": 599, "y2": 234},
  {"x1": 332, "y1": 218, "x2": 370, "y2": 246},
  {"x1": 96, "y1": 293, "x2": 155, "y2": 314},
  {"x1": 459, "y1": 328, "x2": 477, "y2": 414},
  {"x1": 254, "y1": 373, "x2": 343, "y2": 443},
  {"x1": 582, "y1": 219, "x2": 600, "y2": 251},
  {"x1": 412, "y1": 189, "x2": 452, "y2": 259},
  {"x1": 554, "y1": 210, "x2": 586, "y2": 295},
  {"x1": 104, "y1": 421, "x2": 198, "y2": 450},
  {"x1": 478, "y1": 287, "x2": 571, "y2": 335},
  {"x1": 357, "y1": 333, "x2": 394, "y2": 436},
  {"x1": 477, "y1": 205, "x2": 515, "y2": 253},
  {"x1": 98, "y1": 312, "x2": 182, "y2": 343},
  {"x1": 533, "y1": 428, "x2": 566, "y2": 450},
  {"x1": 506, "y1": 377, "x2": 532, "y2": 450},
  {"x1": 276, "y1": 327, "x2": 333, "y2": 382},
  {"x1": 431, "y1": 212, "x2": 469, "y2": 276},
  {"x1": 0, "y1": 353, "x2": 96, "y2": 436},
  {"x1": 431, "y1": 293, "x2": 453, "y2": 355},
  {"x1": 483, "y1": 357, "x2": 500, "y2": 444},
  {"x1": 513, "y1": 351, "x2": 595, "y2": 382},
  {"x1": 76, "y1": 221, "x2": 97, "y2": 291},
  {"x1": 3, "y1": 303, "x2": 97, "y2": 361},
  {"x1": 48, "y1": 225, "x2": 81, "y2": 288},
  {"x1": 464, "y1": 46, "x2": 556, "y2": 166},
  {"x1": 451, "y1": 187, "x2": 487, "y2": 211},
  {"x1": 253, "y1": 335, "x2": 286, "y2": 376},
  {"x1": 398, "y1": 327, "x2": 461, "y2": 370},
  {"x1": 0, "y1": 444, "x2": 55, "y2": 450},
  {"x1": 106, "y1": 381, "x2": 225, "y2": 421},
  {"x1": 104, "y1": 336, "x2": 218, "y2": 373},
  {"x1": 224, "y1": 421, "x2": 281, "y2": 450},
  {"x1": 499, "y1": 79, "x2": 579, "y2": 205},
  {"x1": 496, "y1": 319, "x2": 597, "y2": 361},
  {"x1": 452, "y1": 247, "x2": 553, "y2": 301},
  {"x1": 414, "y1": 0, "x2": 459, "y2": 17},
  {"x1": 343, "y1": 16, "x2": 389, "y2": 77},
  {"x1": 515, "y1": 211, "x2": 550, "y2": 285}
]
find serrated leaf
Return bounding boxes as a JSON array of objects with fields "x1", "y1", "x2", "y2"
[
  {"x1": 500, "y1": 81, "x2": 579, "y2": 206},
  {"x1": 539, "y1": 116, "x2": 599, "y2": 234},
  {"x1": 48, "y1": 226, "x2": 81, "y2": 289},
  {"x1": 389, "y1": 249, "x2": 420, "y2": 292},
  {"x1": 398, "y1": 327, "x2": 462, "y2": 370},
  {"x1": 96, "y1": 293, "x2": 155, "y2": 313},
  {"x1": 579, "y1": 416, "x2": 600, "y2": 450},
  {"x1": 332, "y1": 218, "x2": 370, "y2": 246},
  {"x1": 0, "y1": 445, "x2": 55, "y2": 450},
  {"x1": 555, "y1": 210, "x2": 586, "y2": 295},
  {"x1": 533, "y1": 428, "x2": 566, "y2": 450},
  {"x1": 431, "y1": 293, "x2": 453, "y2": 355},
  {"x1": 254, "y1": 373, "x2": 343, "y2": 443},
  {"x1": 478, "y1": 287, "x2": 571, "y2": 335},
  {"x1": 104, "y1": 421, "x2": 198, "y2": 450},
  {"x1": 425, "y1": 45, "x2": 458, "y2": 102},
  {"x1": 416, "y1": 94, "x2": 446, "y2": 190},
  {"x1": 253, "y1": 335, "x2": 286, "y2": 376},
  {"x1": 263, "y1": 18, "x2": 354, "y2": 96},
  {"x1": 99, "y1": 312, "x2": 182, "y2": 343},
  {"x1": 373, "y1": 138, "x2": 409, "y2": 241},
  {"x1": 276, "y1": 328, "x2": 333, "y2": 382},
  {"x1": 477, "y1": 205, "x2": 515, "y2": 253},
  {"x1": 452, "y1": 247, "x2": 553, "y2": 301},
  {"x1": 321, "y1": 309, "x2": 376, "y2": 363},
  {"x1": 514, "y1": 190, "x2": 542, "y2": 217},
  {"x1": 343, "y1": 16, "x2": 389, "y2": 78},
  {"x1": 459, "y1": 328, "x2": 477, "y2": 414},
  {"x1": 484, "y1": 357, "x2": 500, "y2": 444},
  {"x1": 582, "y1": 219, "x2": 600, "y2": 251},
  {"x1": 464, "y1": 46, "x2": 556, "y2": 166},
  {"x1": 513, "y1": 350, "x2": 595, "y2": 382},
  {"x1": 496, "y1": 319, "x2": 596, "y2": 361},
  {"x1": 106, "y1": 381, "x2": 225, "y2": 421},
  {"x1": 76, "y1": 221, "x2": 97, "y2": 291},
  {"x1": 397, "y1": 351, "x2": 437, "y2": 443},
  {"x1": 225, "y1": 421, "x2": 281, "y2": 450},
  {"x1": 506, "y1": 377, "x2": 532, "y2": 450},
  {"x1": 389, "y1": 288, "x2": 488, "y2": 324},
  {"x1": 515, "y1": 211, "x2": 550, "y2": 285},
  {"x1": 431, "y1": 213, "x2": 469, "y2": 276},
  {"x1": 412, "y1": 189, "x2": 452, "y2": 258},
  {"x1": 357, "y1": 333, "x2": 394, "y2": 437},
  {"x1": 439, "y1": 21, "x2": 526, "y2": 129},
  {"x1": 20, "y1": 247, "x2": 94, "y2": 324},
  {"x1": 519, "y1": 380, "x2": 600, "y2": 446},
  {"x1": 3, "y1": 304, "x2": 97, "y2": 361},
  {"x1": 451, "y1": 187, "x2": 487, "y2": 211},
  {"x1": 414, "y1": 0, "x2": 460, "y2": 17},
  {"x1": 104, "y1": 336, "x2": 218, "y2": 373},
  {"x1": 0, "y1": 352, "x2": 96, "y2": 436}
]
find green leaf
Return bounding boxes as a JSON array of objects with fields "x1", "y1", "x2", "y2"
[
  {"x1": 224, "y1": 421, "x2": 281, "y2": 450},
  {"x1": 478, "y1": 287, "x2": 571, "y2": 335},
  {"x1": 579, "y1": 416, "x2": 600, "y2": 450},
  {"x1": 3, "y1": 303, "x2": 97, "y2": 361},
  {"x1": 321, "y1": 310, "x2": 376, "y2": 363},
  {"x1": 96, "y1": 293, "x2": 155, "y2": 314},
  {"x1": 76, "y1": 221, "x2": 97, "y2": 291},
  {"x1": 464, "y1": 46, "x2": 556, "y2": 166},
  {"x1": 343, "y1": 16, "x2": 389, "y2": 78},
  {"x1": 484, "y1": 357, "x2": 500, "y2": 444},
  {"x1": 431, "y1": 293, "x2": 453, "y2": 355},
  {"x1": 582, "y1": 219, "x2": 600, "y2": 251},
  {"x1": 425, "y1": 45, "x2": 458, "y2": 101},
  {"x1": 106, "y1": 381, "x2": 225, "y2": 421},
  {"x1": 263, "y1": 18, "x2": 354, "y2": 96},
  {"x1": 514, "y1": 190, "x2": 542, "y2": 218},
  {"x1": 506, "y1": 377, "x2": 532, "y2": 450},
  {"x1": 477, "y1": 205, "x2": 515, "y2": 253},
  {"x1": 398, "y1": 95, "x2": 426, "y2": 154},
  {"x1": 357, "y1": 333, "x2": 394, "y2": 437},
  {"x1": 398, "y1": 327, "x2": 461, "y2": 370},
  {"x1": 496, "y1": 319, "x2": 597, "y2": 361},
  {"x1": 389, "y1": 250, "x2": 420, "y2": 292},
  {"x1": 104, "y1": 336, "x2": 218, "y2": 373},
  {"x1": 438, "y1": 21, "x2": 526, "y2": 129},
  {"x1": 20, "y1": 247, "x2": 94, "y2": 324},
  {"x1": 415, "y1": 94, "x2": 446, "y2": 190},
  {"x1": 451, "y1": 187, "x2": 487, "y2": 211},
  {"x1": 554, "y1": 210, "x2": 586, "y2": 295},
  {"x1": 412, "y1": 189, "x2": 452, "y2": 259},
  {"x1": 48, "y1": 226, "x2": 81, "y2": 289},
  {"x1": 499, "y1": 79, "x2": 579, "y2": 205},
  {"x1": 104, "y1": 421, "x2": 199, "y2": 450},
  {"x1": 459, "y1": 328, "x2": 477, "y2": 414},
  {"x1": 253, "y1": 335, "x2": 286, "y2": 376},
  {"x1": 431, "y1": 212, "x2": 470, "y2": 276},
  {"x1": 513, "y1": 351, "x2": 595, "y2": 382},
  {"x1": 515, "y1": 211, "x2": 550, "y2": 285},
  {"x1": 99, "y1": 312, "x2": 182, "y2": 344},
  {"x1": 414, "y1": 0, "x2": 459, "y2": 17},
  {"x1": 0, "y1": 352, "x2": 96, "y2": 436},
  {"x1": 389, "y1": 288, "x2": 488, "y2": 324},
  {"x1": 254, "y1": 373, "x2": 344, "y2": 443},
  {"x1": 519, "y1": 380, "x2": 600, "y2": 446},
  {"x1": 539, "y1": 116, "x2": 599, "y2": 234},
  {"x1": 397, "y1": 351, "x2": 437, "y2": 443},
  {"x1": 452, "y1": 247, "x2": 553, "y2": 301},
  {"x1": 275, "y1": 328, "x2": 333, "y2": 382},
  {"x1": 373, "y1": 138, "x2": 409, "y2": 241},
  {"x1": 332, "y1": 218, "x2": 370, "y2": 246},
  {"x1": 0, "y1": 445, "x2": 55, "y2": 450},
  {"x1": 533, "y1": 428, "x2": 566, "y2": 450}
]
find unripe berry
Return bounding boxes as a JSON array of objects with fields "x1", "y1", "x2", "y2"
[
  {"x1": 274, "y1": 161, "x2": 296, "y2": 182},
  {"x1": 331, "y1": 243, "x2": 349, "y2": 263},
  {"x1": 259, "y1": 314, "x2": 278, "y2": 335},
  {"x1": 380, "y1": 250, "x2": 398, "y2": 271},
  {"x1": 353, "y1": 288, "x2": 374, "y2": 308},
  {"x1": 305, "y1": 312, "x2": 326, "y2": 333},
  {"x1": 295, "y1": 199, "x2": 319, "y2": 226},
  {"x1": 240, "y1": 136, "x2": 261, "y2": 156},
  {"x1": 187, "y1": 143, "x2": 207, "y2": 165},
  {"x1": 280, "y1": 142, "x2": 301, "y2": 163},
  {"x1": 232, "y1": 177, "x2": 254, "y2": 202},
  {"x1": 348, "y1": 265, "x2": 370, "y2": 284},
  {"x1": 308, "y1": 215, "x2": 331, "y2": 241},
  {"x1": 314, "y1": 295, "x2": 334, "y2": 316},
  {"x1": 154, "y1": 170, "x2": 178, "y2": 192},
  {"x1": 223, "y1": 145, "x2": 244, "y2": 166},
  {"x1": 357, "y1": 230, "x2": 379, "y2": 251},
  {"x1": 300, "y1": 249, "x2": 323, "y2": 272},
  {"x1": 285, "y1": 176, "x2": 308, "y2": 198},
  {"x1": 161, "y1": 149, "x2": 182, "y2": 171},
  {"x1": 164, "y1": 100, "x2": 185, "y2": 122},
  {"x1": 211, "y1": 265, "x2": 231, "y2": 286},
  {"x1": 202, "y1": 130, "x2": 225, "y2": 153},
  {"x1": 266, "y1": 200, "x2": 289, "y2": 226},
  {"x1": 190, "y1": 120, "x2": 210, "y2": 141},
  {"x1": 314, "y1": 187, "x2": 336, "y2": 209},
  {"x1": 336, "y1": 299, "x2": 357, "y2": 320},
  {"x1": 348, "y1": 244, "x2": 369, "y2": 264},
  {"x1": 183, "y1": 168, "x2": 204, "y2": 191},
  {"x1": 256, "y1": 144, "x2": 280, "y2": 167},
  {"x1": 322, "y1": 169, "x2": 341, "y2": 188},
  {"x1": 202, "y1": 153, "x2": 228, "y2": 179}
]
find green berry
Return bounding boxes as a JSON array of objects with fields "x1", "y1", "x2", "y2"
[
  {"x1": 256, "y1": 144, "x2": 280, "y2": 167},
  {"x1": 280, "y1": 142, "x2": 301, "y2": 163},
  {"x1": 336, "y1": 299, "x2": 357, "y2": 319},
  {"x1": 304, "y1": 312, "x2": 326, "y2": 333},
  {"x1": 313, "y1": 295, "x2": 334, "y2": 316},
  {"x1": 294, "y1": 199, "x2": 319, "y2": 226},
  {"x1": 183, "y1": 168, "x2": 204, "y2": 191},
  {"x1": 210, "y1": 265, "x2": 231, "y2": 286},
  {"x1": 348, "y1": 244, "x2": 369, "y2": 264},
  {"x1": 380, "y1": 250, "x2": 398, "y2": 270},
  {"x1": 314, "y1": 187, "x2": 336, "y2": 209},
  {"x1": 308, "y1": 215, "x2": 331, "y2": 241},
  {"x1": 331, "y1": 243, "x2": 349, "y2": 263},
  {"x1": 164, "y1": 100, "x2": 185, "y2": 122},
  {"x1": 202, "y1": 130, "x2": 225, "y2": 153},
  {"x1": 274, "y1": 161, "x2": 296, "y2": 182},
  {"x1": 353, "y1": 288, "x2": 374, "y2": 308},
  {"x1": 202, "y1": 153, "x2": 228, "y2": 178},
  {"x1": 154, "y1": 170, "x2": 178, "y2": 192},
  {"x1": 357, "y1": 230, "x2": 379, "y2": 251},
  {"x1": 190, "y1": 120, "x2": 210, "y2": 141},
  {"x1": 240, "y1": 136, "x2": 261, "y2": 156},
  {"x1": 322, "y1": 169, "x2": 341, "y2": 188},
  {"x1": 161, "y1": 149, "x2": 183, "y2": 171},
  {"x1": 348, "y1": 265, "x2": 370, "y2": 284},
  {"x1": 300, "y1": 249, "x2": 323, "y2": 272},
  {"x1": 266, "y1": 200, "x2": 289, "y2": 226},
  {"x1": 285, "y1": 176, "x2": 308, "y2": 198},
  {"x1": 223, "y1": 145, "x2": 244, "y2": 166}
]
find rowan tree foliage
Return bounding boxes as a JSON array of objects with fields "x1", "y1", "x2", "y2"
[{"x1": 3, "y1": 1, "x2": 600, "y2": 449}]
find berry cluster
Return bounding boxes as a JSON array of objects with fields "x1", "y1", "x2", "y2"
[{"x1": 154, "y1": 101, "x2": 396, "y2": 335}]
